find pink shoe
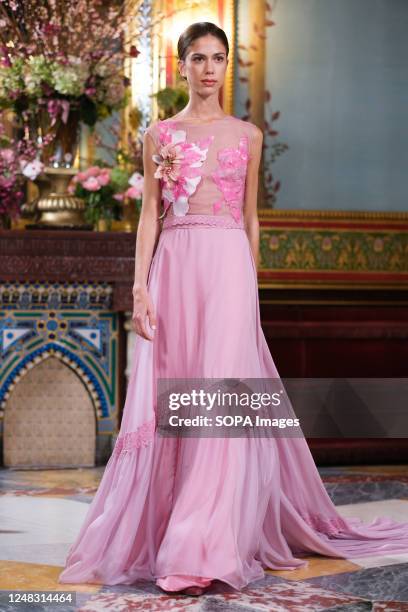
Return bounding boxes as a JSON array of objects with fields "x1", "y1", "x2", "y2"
[
  {"x1": 156, "y1": 574, "x2": 212, "y2": 594},
  {"x1": 181, "y1": 586, "x2": 207, "y2": 596}
]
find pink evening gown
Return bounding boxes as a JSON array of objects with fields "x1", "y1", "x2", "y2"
[{"x1": 59, "y1": 115, "x2": 408, "y2": 592}]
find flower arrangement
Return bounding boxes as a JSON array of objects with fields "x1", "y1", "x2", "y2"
[
  {"x1": 0, "y1": 0, "x2": 135, "y2": 129},
  {"x1": 0, "y1": 54, "x2": 129, "y2": 130},
  {"x1": 113, "y1": 172, "x2": 144, "y2": 203},
  {"x1": 0, "y1": 119, "x2": 50, "y2": 228},
  {"x1": 0, "y1": 144, "x2": 24, "y2": 228},
  {"x1": 68, "y1": 164, "x2": 143, "y2": 228}
]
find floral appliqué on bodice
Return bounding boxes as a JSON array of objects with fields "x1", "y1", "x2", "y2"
[
  {"x1": 153, "y1": 121, "x2": 214, "y2": 218},
  {"x1": 150, "y1": 119, "x2": 250, "y2": 222},
  {"x1": 211, "y1": 137, "x2": 249, "y2": 222}
]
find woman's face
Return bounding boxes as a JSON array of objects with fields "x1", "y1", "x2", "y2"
[{"x1": 179, "y1": 34, "x2": 228, "y2": 95}]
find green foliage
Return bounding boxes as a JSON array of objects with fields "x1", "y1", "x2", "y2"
[
  {"x1": 152, "y1": 85, "x2": 189, "y2": 118},
  {"x1": 110, "y1": 166, "x2": 130, "y2": 192}
]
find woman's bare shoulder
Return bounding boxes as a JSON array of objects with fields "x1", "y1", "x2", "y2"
[
  {"x1": 242, "y1": 119, "x2": 263, "y2": 142},
  {"x1": 144, "y1": 120, "x2": 161, "y2": 135}
]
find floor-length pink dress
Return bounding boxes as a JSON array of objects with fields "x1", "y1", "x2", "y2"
[{"x1": 59, "y1": 115, "x2": 408, "y2": 592}]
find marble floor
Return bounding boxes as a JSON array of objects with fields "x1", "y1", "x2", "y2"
[{"x1": 0, "y1": 464, "x2": 408, "y2": 611}]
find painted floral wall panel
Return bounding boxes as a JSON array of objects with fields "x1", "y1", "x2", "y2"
[{"x1": 257, "y1": 0, "x2": 408, "y2": 212}]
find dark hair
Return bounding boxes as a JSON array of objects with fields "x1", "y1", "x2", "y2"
[{"x1": 177, "y1": 22, "x2": 229, "y2": 62}]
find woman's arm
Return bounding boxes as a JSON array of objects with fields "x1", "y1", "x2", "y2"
[
  {"x1": 243, "y1": 126, "x2": 264, "y2": 270},
  {"x1": 132, "y1": 127, "x2": 162, "y2": 340}
]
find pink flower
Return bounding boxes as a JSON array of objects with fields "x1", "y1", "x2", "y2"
[
  {"x1": 47, "y1": 98, "x2": 70, "y2": 126},
  {"x1": 0, "y1": 176, "x2": 14, "y2": 189},
  {"x1": 68, "y1": 166, "x2": 112, "y2": 192},
  {"x1": 85, "y1": 166, "x2": 101, "y2": 178},
  {"x1": 20, "y1": 159, "x2": 44, "y2": 181},
  {"x1": 97, "y1": 171, "x2": 110, "y2": 186},
  {"x1": 127, "y1": 172, "x2": 143, "y2": 198},
  {"x1": 152, "y1": 142, "x2": 184, "y2": 185},
  {"x1": 82, "y1": 176, "x2": 101, "y2": 191},
  {"x1": 125, "y1": 186, "x2": 141, "y2": 199},
  {"x1": 129, "y1": 171, "x2": 143, "y2": 187},
  {"x1": 152, "y1": 122, "x2": 213, "y2": 217},
  {"x1": 0, "y1": 148, "x2": 15, "y2": 163},
  {"x1": 211, "y1": 136, "x2": 249, "y2": 222}
]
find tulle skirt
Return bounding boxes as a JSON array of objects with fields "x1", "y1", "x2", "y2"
[{"x1": 59, "y1": 214, "x2": 408, "y2": 591}]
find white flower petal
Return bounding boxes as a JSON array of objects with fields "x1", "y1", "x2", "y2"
[
  {"x1": 183, "y1": 175, "x2": 202, "y2": 195},
  {"x1": 173, "y1": 198, "x2": 189, "y2": 216},
  {"x1": 162, "y1": 187, "x2": 175, "y2": 202},
  {"x1": 170, "y1": 130, "x2": 187, "y2": 145}
]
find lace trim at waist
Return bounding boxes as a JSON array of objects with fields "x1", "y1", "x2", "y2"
[{"x1": 162, "y1": 214, "x2": 245, "y2": 230}]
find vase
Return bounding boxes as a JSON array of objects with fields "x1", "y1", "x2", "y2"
[
  {"x1": 23, "y1": 108, "x2": 89, "y2": 227},
  {"x1": 37, "y1": 107, "x2": 81, "y2": 169},
  {"x1": 96, "y1": 218, "x2": 110, "y2": 232},
  {"x1": 22, "y1": 168, "x2": 88, "y2": 227}
]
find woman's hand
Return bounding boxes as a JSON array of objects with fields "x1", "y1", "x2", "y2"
[{"x1": 132, "y1": 284, "x2": 157, "y2": 341}]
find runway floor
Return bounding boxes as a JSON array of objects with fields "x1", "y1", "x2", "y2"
[{"x1": 0, "y1": 464, "x2": 407, "y2": 611}]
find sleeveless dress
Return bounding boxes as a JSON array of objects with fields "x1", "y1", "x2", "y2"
[{"x1": 58, "y1": 115, "x2": 408, "y2": 591}]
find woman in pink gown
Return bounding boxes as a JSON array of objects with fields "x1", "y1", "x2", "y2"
[{"x1": 59, "y1": 22, "x2": 408, "y2": 596}]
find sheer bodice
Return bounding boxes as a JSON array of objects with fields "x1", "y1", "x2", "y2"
[{"x1": 144, "y1": 115, "x2": 258, "y2": 223}]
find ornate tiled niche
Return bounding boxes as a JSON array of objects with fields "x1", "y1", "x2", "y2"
[{"x1": 0, "y1": 281, "x2": 119, "y2": 468}]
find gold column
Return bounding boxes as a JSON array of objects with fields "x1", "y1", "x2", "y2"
[
  {"x1": 220, "y1": 0, "x2": 236, "y2": 115},
  {"x1": 248, "y1": 0, "x2": 266, "y2": 208}
]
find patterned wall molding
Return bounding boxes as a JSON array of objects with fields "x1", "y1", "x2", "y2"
[
  {"x1": 258, "y1": 210, "x2": 408, "y2": 289},
  {"x1": 0, "y1": 281, "x2": 113, "y2": 311},
  {"x1": 0, "y1": 231, "x2": 135, "y2": 304},
  {"x1": 2, "y1": 214, "x2": 408, "y2": 297}
]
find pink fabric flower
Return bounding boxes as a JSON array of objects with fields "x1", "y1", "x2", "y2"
[
  {"x1": 211, "y1": 136, "x2": 249, "y2": 222},
  {"x1": 153, "y1": 122, "x2": 214, "y2": 217},
  {"x1": 152, "y1": 142, "x2": 184, "y2": 185}
]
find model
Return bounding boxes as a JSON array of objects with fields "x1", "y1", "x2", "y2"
[{"x1": 59, "y1": 21, "x2": 408, "y2": 597}]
